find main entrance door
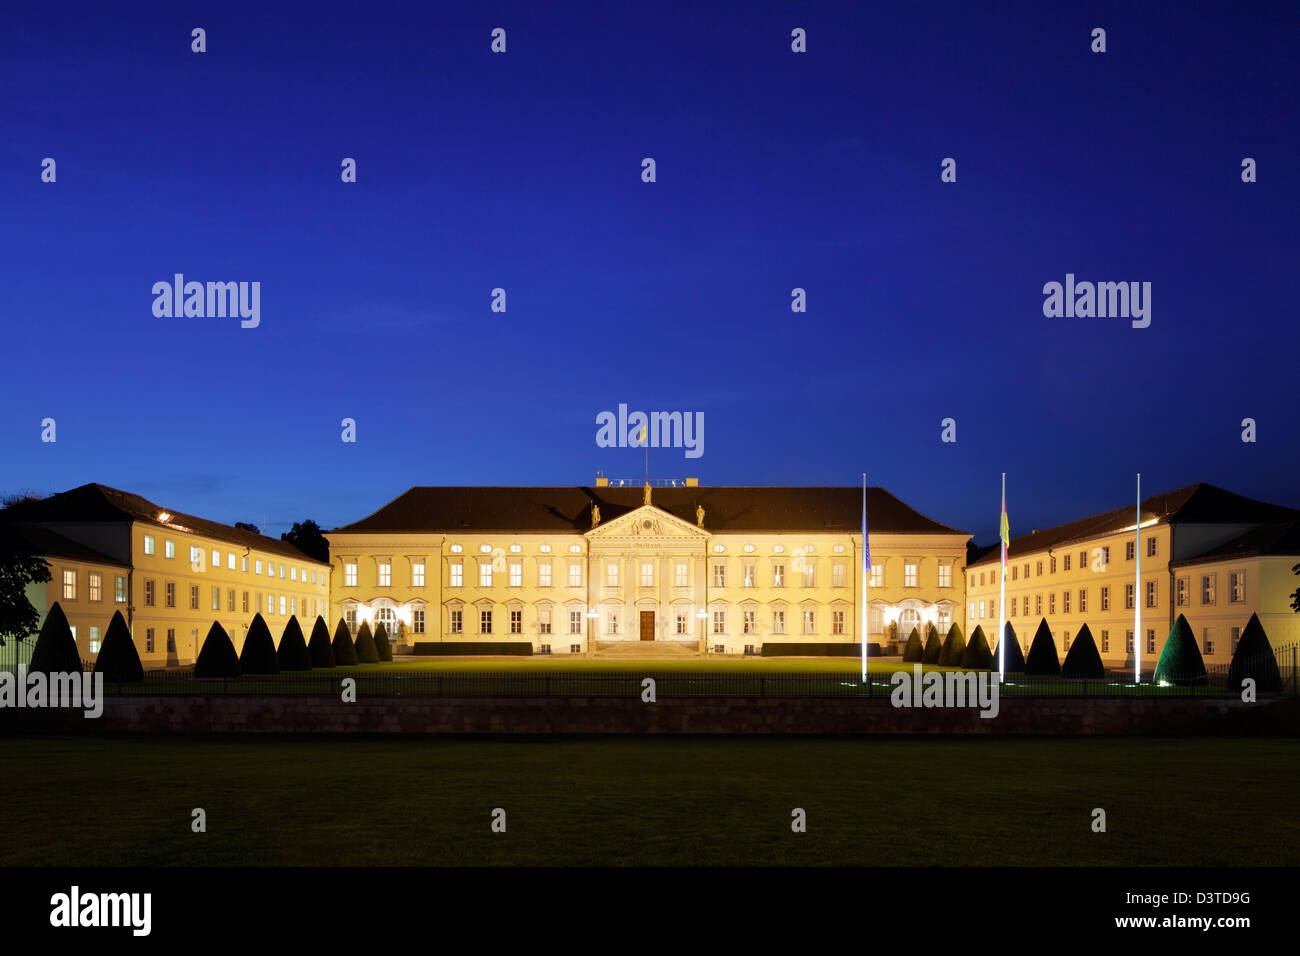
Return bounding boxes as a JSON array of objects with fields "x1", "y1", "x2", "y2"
[{"x1": 640, "y1": 611, "x2": 655, "y2": 641}]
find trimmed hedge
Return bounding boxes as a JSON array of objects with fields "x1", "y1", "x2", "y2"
[
  {"x1": 760, "y1": 643, "x2": 884, "y2": 657},
  {"x1": 1226, "y1": 613, "x2": 1281, "y2": 693},
  {"x1": 373, "y1": 623, "x2": 393, "y2": 662},
  {"x1": 938, "y1": 624, "x2": 966, "y2": 666},
  {"x1": 93, "y1": 609, "x2": 144, "y2": 682},
  {"x1": 240, "y1": 613, "x2": 280, "y2": 674},
  {"x1": 921, "y1": 626, "x2": 943, "y2": 664},
  {"x1": 902, "y1": 627, "x2": 924, "y2": 663},
  {"x1": 960, "y1": 625, "x2": 994, "y2": 669},
  {"x1": 1061, "y1": 623, "x2": 1104, "y2": 678},
  {"x1": 413, "y1": 641, "x2": 534, "y2": 656},
  {"x1": 994, "y1": 621, "x2": 1026, "y2": 673},
  {"x1": 1025, "y1": 618, "x2": 1060, "y2": 675},
  {"x1": 332, "y1": 618, "x2": 358, "y2": 665},
  {"x1": 353, "y1": 621, "x2": 380, "y2": 664},
  {"x1": 307, "y1": 616, "x2": 335, "y2": 668},
  {"x1": 277, "y1": 616, "x2": 313, "y2": 671},
  {"x1": 28, "y1": 602, "x2": 82, "y2": 674},
  {"x1": 194, "y1": 622, "x2": 240, "y2": 678},
  {"x1": 1154, "y1": 614, "x2": 1207, "y2": 686}
]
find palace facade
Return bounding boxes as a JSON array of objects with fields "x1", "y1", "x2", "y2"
[
  {"x1": 324, "y1": 480, "x2": 970, "y2": 655},
  {"x1": 964, "y1": 483, "x2": 1300, "y2": 666}
]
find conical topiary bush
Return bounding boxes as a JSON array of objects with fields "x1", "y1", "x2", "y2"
[
  {"x1": 1024, "y1": 618, "x2": 1060, "y2": 676},
  {"x1": 308, "y1": 616, "x2": 335, "y2": 668},
  {"x1": 93, "y1": 609, "x2": 144, "y2": 682},
  {"x1": 332, "y1": 618, "x2": 358, "y2": 665},
  {"x1": 239, "y1": 613, "x2": 280, "y2": 675},
  {"x1": 277, "y1": 616, "x2": 313, "y2": 671},
  {"x1": 1154, "y1": 614, "x2": 1207, "y2": 686},
  {"x1": 938, "y1": 623, "x2": 966, "y2": 666},
  {"x1": 994, "y1": 621, "x2": 1026, "y2": 673},
  {"x1": 1061, "y1": 623, "x2": 1104, "y2": 678},
  {"x1": 353, "y1": 621, "x2": 379, "y2": 664},
  {"x1": 960, "y1": 625, "x2": 994, "y2": 669},
  {"x1": 902, "y1": 627, "x2": 924, "y2": 662},
  {"x1": 374, "y1": 622, "x2": 393, "y2": 662},
  {"x1": 922, "y1": 625, "x2": 943, "y2": 664},
  {"x1": 194, "y1": 621, "x2": 240, "y2": 678},
  {"x1": 1226, "y1": 613, "x2": 1282, "y2": 693},
  {"x1": 28, "y1": 602, "x2": 82, "y2": 674}
]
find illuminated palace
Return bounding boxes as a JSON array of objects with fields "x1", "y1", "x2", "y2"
[{"x1": 324, "y1": 480, "x2": 969, "y2": 655}]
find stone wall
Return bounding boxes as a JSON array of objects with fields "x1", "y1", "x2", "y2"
[{"x1": 2, "y1": 695, "x2": 1296, "y2": 735}]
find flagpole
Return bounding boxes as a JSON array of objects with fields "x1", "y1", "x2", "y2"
[
  {"x1": 861, "y1": 473, "x2": 868, "y2": 685},
  {"x1": 1134, "y1": 473, "x2": 1141, "y2": 684},
  {"x1": 999, "y1": 473, "x2": 1007, "y2": 682}
]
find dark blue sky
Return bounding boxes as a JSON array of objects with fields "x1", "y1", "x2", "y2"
[{"x1": 3, "y1": 1, "x2": 1297, "y2": 542}]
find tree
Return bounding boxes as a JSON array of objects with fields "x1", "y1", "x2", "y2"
[
  {"x1": 93, "y1": 610, "x2": 144, "y2": 682},
  {"x1": 353, "y1": 621, "x2": 380, "y2": 664},
  {"x1": 281, "y1": 520, "x2": 329, "y2": 564},
  {"x1": 239, "y1": 613, "x2": 280, "y2": 674},
  {"x1": 194, "y1": 622, "x2": 240, "y2": 678},
  {"x1": 994, "y1": 621, "x2": 1026, "y2": 673},
  {"x1": 277, "y1": 616, "x2": 313, "y2": 671},
  {"x1": 28, "y1": 602, "x2": 82, "y2": 674},
  {"x1": 921, "y1": 625, "x2": 943, "y2": 664},
  {"x1": 0, "y1": 527, "x2": 52, "y2": 661},
  {"x1": 1226, "y1": 613, "x2": 1282, "y2": 693},
  {"x1": 938, "y1": 623, "x2": 966, "y2": 666},
  {"x1": 373, "y1": 622, "x2": 393, "y2": 662},
  {"x1": 308, "y1": 616, "x2": 335, "y2": 668},
  {"x1": 234, "y1": 521, "x2": 261, "y2": 534},
  {"x1": 1154, "y1": 614, "x2": 1207, "y2": 686},
  {"x1": 1061, "y1": 623, "x2": 1104, "y2": 678},
  {"x1": 960, "y1": 625, "x2": 994, "y2": 669},
  {"x1": 332, "y1": 618, "x2": 358, "y2": 665},
  {"x1": 902, "y1": 627, "x2": 924, "y2": 662},
  {"x1": 1024, "y1": 618, "x2": 1060, "y2": 676}
]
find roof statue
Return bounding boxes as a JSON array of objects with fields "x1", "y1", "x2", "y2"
[
  {"x1": 696, "y1": 504, "x2": 705, "y2": 527},
  {"x1": 591, "y1": 503, "x2": 601, "y2": 528}
]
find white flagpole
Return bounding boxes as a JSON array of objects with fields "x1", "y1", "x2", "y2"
[
  {"x1": 999, "y1": 473, "x2": 1007, "y2": 682},
  {"x1": 1134, "y1": 473, "x2": 1141, "y2": 684},
  {"x1": 861, "y1": 473, "x2": 868, "y2": 684}
]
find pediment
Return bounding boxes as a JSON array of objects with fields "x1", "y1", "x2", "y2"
[{"x1": 586, "y1": 504, "x2": 709, "y2": 540}]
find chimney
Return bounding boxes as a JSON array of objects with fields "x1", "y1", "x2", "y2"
[
  {"x1": 596, "y1": 477, "x2": 609, "y2": 487},
  {"x1": 685, "y1": 477, "x2": 698, "y2": 487}
]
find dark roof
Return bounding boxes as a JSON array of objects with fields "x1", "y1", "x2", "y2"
[
  {"x1": 1, "y1": 484, "x2": 326, "y2": 565},
  {"x1": 0, "y1": 520, "x2": 127, "y2": 567},
  {"x1": 969, "y1": 483, "x2": 1300, "y2": 567},
  {"x1": 330, "y1": 486, "x2": 968, "y2": 536},
  {"x1": 1173, "y1": 520, "x2": 1300, "y2": 567}
]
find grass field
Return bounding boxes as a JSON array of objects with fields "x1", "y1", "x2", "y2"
[{"x1": 3, "y1": 735, "x2": 1297, "y2": 866}]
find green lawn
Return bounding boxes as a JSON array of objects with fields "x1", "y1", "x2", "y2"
[{"x1": 3, "y1": 735, "x2": 1296, "y2": 866}]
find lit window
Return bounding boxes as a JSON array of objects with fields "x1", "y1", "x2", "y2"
[
  {"x1": 1079, "y1": 589, "x2": 1087, "y2": 613},
  {"x1": 414, "y1": 610, "x2": 425, "y2": 634},
  {"x1": 212, "y1": 587, "x2": 220, "y2": 611},
  {"x1": 291, "y1": 567, "x2": 298, "y2": 582},
  {"x1": 607, "y1": 563, "x2": 619, "y2": 586},
  {"x1": 89, "y1": 627, "x2": 100, "y2": 654},
  {"x1": 1063, "y1": 591, "x2": 1070, "y2": 614},
  {"x1": 870, "y1": 563, "x2": 882, "y2": 588},
  {"x1": 538, "y1": 608, "x2": 551, "y2": 634},
  {"x1": 479, "y1": 563, "x2": 492, "y2": 587},
  {"x1": 713, "y1": 563, "x2": 726, "y2": 588},
  {"x1": 832, "y1": 610, "x2": 844, "y2": 635},
  {"x1": 904, "y1": 562, "x2": 918, "y2": 588},
  {"x1": 1201, "y1": 574, "x2": 1216, "y2": 604},
  {"x1": 279, "y1": 595, "x2": 286, "y2": 615},
  {"x1": 641, "y1": 563, "x2": 654, "y2": 587},
  {"x1": 1229, "y1": 572, "x2": 1244, "y2": 603},
  {"x1": 143, "y1": 535, "x2": 155, "y2": 556},
  {"x1": 773, "y1": 563, "x2": 785, "y2": 587},
  {"x1": 1100, "y1": 587, "x2": 1110, "y2": 612},
  {"x1": 480, "y1": 610, "x2": 493, "y2": 634},
  {"x1": 802, "y1": 610, "x2": 816, "y2": 634},
  {"x1": 212, "y1": 550, "x2": 220, "y2": 569},
  {"x1": 62, "y1": 569, "x2": 76, "y2": 600},
  {"x1": 378, "y1": 562, "x2": 391, "y2": 587},
  {"x1": 743, "y1": 610, "x2": 756, "y2": 634},
  {"x1": 1146, "y1": 580, "x2": 1157, "y2": 609},
  {"x1": 1125, "y1": 584, "x2": 1134, "y2": 610},
  {"x1": 675, "y1": 563, "x2": 689, "y2": 587},
  {"x1": 607, "y1": 612, "x2": 619, "y2": 635},
  {"x1": 412, "y1": 562, "x2": 425, "y2": 587},
  {"x1": 165, "y1": 540, "x2": 175, "y2": 559},
  {"x1": 712, "y1": 610, "x2": 726, "y2": 634},
  {"x1": 937, "y1": 563, "x2": 951, "y2": 588},
  {"x1": 538, "y1": 562, "x2": 551, "y2": 587},
  {"x1": 450, "y1": 610, "x2": 462, "y2": 634},
  {"x1": 279, "y1": 564, "x2": 286, "y2": 579},
  {"x1": 88, "y1": 573, "x2": 102, "y2": 602},
  {"x1": 509, "y1": 562, "x2": 522, "y2": 587},
  {"x1": 449, "y1": 561, "x2": 462, "y2": 587},
  {"x1": 511, "y1": 610, "x2": 522, "y2": 634},
  {"x1": 567, "y1": 563, "x2": 582, "y2": 587},
  {"x1": 676, "y1": 613, "x2": 687, "y2": 635},
  {"x1": 773, "y1": 610, "x2": 785, "y2": 634},
  {"x1": 831, "y1": 563, "x2": 845, "y2": 588},
  {"x1": 344, "y1": 562, "x2": 357, "y2": 587},
  {"x1": 115, "y1": 575, "x2": 126, "y2": 603},
  {"x1": 190, "y1": 585, "x2": 199, "y2": 610},
  {"x1": 568, "y1": 611, "x2": 582, "y2": 635}
]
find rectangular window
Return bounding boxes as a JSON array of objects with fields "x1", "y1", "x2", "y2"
[
  {"x1": 904, "y1": 562, "x2": 918, "y2": 588},
  {"x1": 1146, "y1": 629, "x2": 1155, "y2": 654},
  {"x1": 641, "y1": 563, "x2": 655, "y2": 587},
  {"x1": 802, "y1": 610, "x2": 816, "y2": 634},
  {"x1": 676, "y1": 613, "x2": 687, "y2": 635},
  {"x1": 450, "y1": 610, "x2": 463, "y2": 634},
  {"x1": 1146, "y1": 580, "x2": 1157, "y2": 609},
  {"x1": 832, "y1": 610, "x2": 845, "y2": 635},
  {"x1": 1125, "y1": 584, "x2": 1134, "y2": 610},
  {"x1": 510, "y1": 610, "x2": 522, "y2": 634},
  {"x1": 1079, "y1": 551, "x2": 1087, "y2": 569},
  {"x1": 568, "y1": 610, "x2": 582, "y2": 635},
  {"x1": 279, "y1": 564, "x2": 286, "y2": 579},
  {"x1": 568, "y1": 563, "x2": 582, "y2": 588},
  {"x1": 1063, "y1": 554, "x2": 1071, "y2": 572},
  {"x1": 190, "y1": 585, "x2": 200, "y2": 610},
  {"x1": 743, "y1": 610, "x2": 756, "y2": 634},
  {"x1": 675, "y1": 562, "x2": 689, "y2": 587},
  {"x1": 1063, "y1": 590, "x2": 1070, "y2": 614},
  {"x1": 1101, "y1": 629, "x2": 1110, "y2": 653},
  {"x1": 167, "y1": 629, "x2": 176, "y2": 653},
  {"x1": 144, "y1": 580, "x2": 156, "y2": 607},
  {"x1": 1102, "y1": 546, "x2": 1111, "y2": 567},
  {"x1": 145, "y1": 628, "x2": 155, "y2": 653},
  {"x1": 344, "y1": 562, "x2": 357, "y2": 586},
  {"x1": 1202, "y1": 628, "x2": 1214, "y2": 655},
  {"x1": 1050, "y1": 556, "x2": 1057, "y2": 574},
  {"x1": 1101, "y1": 586, "x2": 1110, "y2": 612},
  {"x1": 1231, "y1": 627, "x2": 1241, "y2": 653},
  {"x1": 978, "y1": 600, "x2": 986, "y2": 619},
  {"x1": 413, "y1": 609, "x2": 425, "y2": 634},
  {"x1": 938, "y1": 563, "x2": 951, "y2": 588},
  {"x1": 164, "y1": 582, "x2": 175, "y2": 608},
  {"x1": 228, "y1": 552, "x2": 236, "y2": 570},
  {"x1": 344, "y1": 608, "x2": 356, "y2": 631},
  {"x1": 144, "y1": 535, "x2": 155, "y2": 556},
  {"x1": 290, "y1": 597, "x2": 297, "y2": 617},
  {"x1": 746, "y1": 562, "x2": 758, "y2": 588},
  {"x1": 1063, "y1": 631, "x2": 1070, "y2": 652},
  {"x1": 242, "y1": 591, "x2": 249, "y2": 612},
  {"x1": 162, "y1": 540, "x2": 174, "y2": 559},
  {"x1": 1201, "y1": 574, "x2": 1215, "y2": 604},
  {"x1": 88, "y1": 572, "x2": 102, "y2": 602},
  {"x1": 255, "y1": 559, "x2": 264, "y2": 576},
  {"x1": 227, "y1": 589, "x2": 235, "y2": 612},
  {"x1": 378, "y1": 562, "x2": 391, "y2": 587},
  {"x1": 509, "y1": 562, "x2": 522, "y2": 587},
  {"x1": 773, "y1": 610, "x2": 785, "y2": 634},
  {"x1": 212, "y1": 550, "x2": 220, "y2": 569},
  {"x1": 279, "y1": 595, "x2": 286, "y2": 616},
  {"x1": 62, "y1": 569, "x2": 76, "y2": 600},
  {"x1": 538, "y1": 561, "x2": 552, "y2": 587},
  {"x1": 1229, "y1": 571, "x2": 1245, "y2": 603},
  {"x1": 1126, "y1": 630, "x2": 1134, "y2": 653},
  {"x1": 606, "y1": 562, "x2": 619, "y2": 587},
  {"x1": 1049, "y1": 593, "x2": 1056, "y2": 615},
  {"x1": 712, "y1": 610, "x2": 726, "y2": 635},
  {"x1": 775, "y1": 563, "x2": 787, "y2": 587},
  {"x1": 1036, "y1": 561, "x2": 1043, "y2": 577},
  {"x1": 870, "y1": 563, "x2": 883, "y2": 588},
  {"x1": 211, "y1": 587, "x2": 220, "y2": 611},
  {"x1": 801, "y1": 563, "x2": 815, "y2": 588},
  {"x1": 291, "y1": 566, "x2": 298, "y2": 582},
  {"x1": 1176, "y1": 577, "x2": 1188, "y2": 607},
  {"x1": 1079, "y1": 588, "x2": 1087, "y2": 613},
  {"x1": 1126, "y1": 541, "x2": 1135, "y2": 561},
  {"x1": 1034, "y1": 594, "x2": 1042, "y2": 615},
  {"x1": 242, "y1": 557, "x2": 248, "y2": 572},
  {"x1": 1022, "y1": 596, "x2": 1028, "y2": 616},
  {"x1": 538, "y1": 608, "x2": 551, "y2": 635},
  {"x1": 449, "y1": 561, "x2": 463, "y2": 587},
  {"x1": 411, "y1": 562, "x2": 425, "y2": 587},
  {"x1": 1147, "y1": 537, "x2": 1157, "y2": 557},
  {"x1": 607, "y1": 612, "x2": 618, "y2": 635},
  {"x1": 1012, "y1": 565, "x2": 1018, "y2": 581},
  {"x1": 713, "y1": 563, "x2": 726, "y2": 588},
  {"x1": 115, "y1": 575, "x2": 127, "y2": 603},
  {"x1": 479, "y1": 563, "x2": 492, "y2": 587},
  {"x1": 267, "y1": 594, "x2": 274, "y2": 614},
  {"x1": 480, "y1": 610, "x2": 492, "y2": 634}
]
